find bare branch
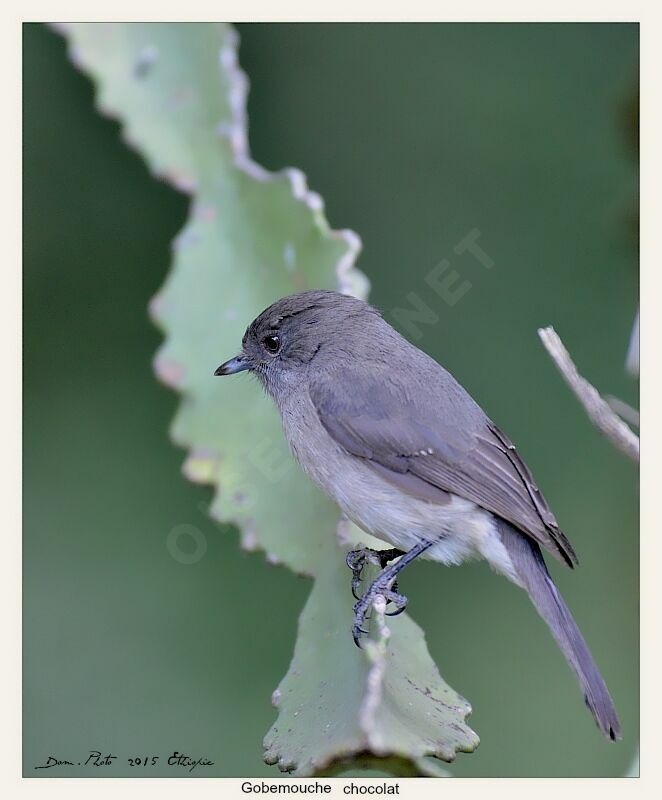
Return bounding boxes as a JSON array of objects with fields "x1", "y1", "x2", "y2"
[
  {"x1": 605, "y1": 395, "x2": 640, "y2": 429},
  {"x1": 625, "y1": 307, "x2": 639, "y2": 378},
  {"x1": 538, "y1": 326, "x2": 639, "y2": 463}
]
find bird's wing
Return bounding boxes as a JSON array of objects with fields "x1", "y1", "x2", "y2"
[{"x1": 309, "y1": 363, "x2": 577, "y2": 567}]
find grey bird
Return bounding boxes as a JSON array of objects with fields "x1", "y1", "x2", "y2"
[{"x1": 214, "y1": 289, "x2": 621, "y2": 740}]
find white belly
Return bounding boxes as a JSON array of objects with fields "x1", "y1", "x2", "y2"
[
  {"x1": 326, "y1": 455, "x2": 519, "y2": 584},
  {"x1": 278, "y1": 389, "x2": 521, "y2": 586}
]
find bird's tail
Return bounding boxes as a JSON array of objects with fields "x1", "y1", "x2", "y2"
[{"x1": 497, "y1": 520, "x2": 621, "y2": 740}]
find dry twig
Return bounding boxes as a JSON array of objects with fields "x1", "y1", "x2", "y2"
[{"x1": 538, "y1": 326, "x2": 639, "y2": 463}]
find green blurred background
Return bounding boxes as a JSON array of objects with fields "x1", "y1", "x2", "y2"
[{"x1": 23, "y1": 23, "x2": 638, "y2": 777}]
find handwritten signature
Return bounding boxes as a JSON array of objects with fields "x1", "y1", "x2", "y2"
[
  {"x1": 35, "y1": 751, "x2": 117, "y2": 769},
  {"x1": 35, "y1": 750, "x2": 214, "y2": 772}
]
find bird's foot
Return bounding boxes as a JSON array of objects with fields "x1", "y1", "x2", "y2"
[
  {"x1": 348, "y1": 540, "x2": 433, "y2": 647},
  {"x1": 351, "y1": 573, "x2": 409, "y2": 647},
  {"x1": 346, "y1": 547, "x2": 405, "y2": 602}
]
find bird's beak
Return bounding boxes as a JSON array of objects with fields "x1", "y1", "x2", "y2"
[{"x1": 214, "y1": 354, "x2": 251, "y2": 376}]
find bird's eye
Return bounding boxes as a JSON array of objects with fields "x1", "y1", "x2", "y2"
[{"x1": 263, "y1": 334, "x2": 281, "y2": 354}]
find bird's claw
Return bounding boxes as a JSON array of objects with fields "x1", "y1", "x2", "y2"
[
  {"x1": 383, "y1": 589, "x2": 408, "y2": 616},
  {"x1": 347, "y1": 540, "x2": 432, "y2": 646},
  {"x1": 351, "y1": 580, "x2": 362, "y2": 602},
  {"x1": 346, "y1": 547, "x2": 404, "y2": 598},
  {"x1": 347, "y1": 546, "x2": 409, "y2": 646},
  {"x1": 352, "y1": 625, "x2": 369, "y2": 646},
  {"x1": 351, "y1": 583, "x2": 409, "y2": 647}
]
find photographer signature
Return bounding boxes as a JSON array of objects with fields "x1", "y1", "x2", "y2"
[
  {"x1": 34, "y1": 750, "x2": 214, "y2": 772},
  {"x1": 35, "y1": 751, "x2": 117, "y2": 769}
]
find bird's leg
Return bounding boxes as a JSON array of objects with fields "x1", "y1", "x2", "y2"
[
  {"x1": 346, "y1": 547, "x2": 405, "y2": 601},
  {"x1": 351, "y1": 540, "x2": 434, "y2": 647}
]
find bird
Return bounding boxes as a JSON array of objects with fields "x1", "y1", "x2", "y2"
[{"x1": 214, "y1": 288, "x2": 621, "y2": 740}]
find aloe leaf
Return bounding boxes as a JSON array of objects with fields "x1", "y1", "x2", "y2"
[
  {"x1": 59, "y1": 21, "x2": 364, "y2": 573},
  {"x1": 264, "y1": 531, "x2": 478, "y2": 776},
  {"x1": 59, "y1": 21, "x2": 478, "y2": 775}
]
